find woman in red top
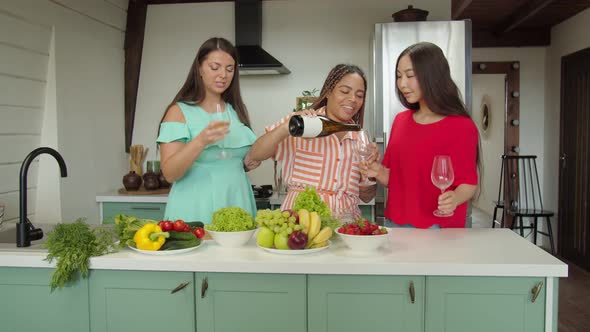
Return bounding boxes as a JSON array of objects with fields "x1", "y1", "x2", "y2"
[{"x1": 365, "y1": 42, "x2": 481, "y2": 228}]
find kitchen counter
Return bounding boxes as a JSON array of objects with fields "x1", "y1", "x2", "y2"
[
  {"x1": 96, "y1": 191, "x2": 375, "y2": 206},
  {"x1": 96, "y1": 190, "x2": 168, "y2": 203},
  {"x1": 96, "y1": 190, "x2": 375, "y2": 221},
  {"x1": 0, "y1": 228, "x2": 567, "y2": 332},
  {"x1": 0, "y1": 228, "x2": 567, "y2": 277}
]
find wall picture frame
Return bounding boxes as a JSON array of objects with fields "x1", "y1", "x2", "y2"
[{"x1": 480, "y1": 95, "x2": 491, "y2": 136}]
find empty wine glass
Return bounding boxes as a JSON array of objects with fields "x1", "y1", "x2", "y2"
[
  {"x1": 211, "y1": 103, "x2": 231, "y2": 159},
  {"x1": 354, "y1": 130, "x2": 376, "y2": 186},
  {"x1": 431, "y1": 155, "x2": 455, "y2": 217}
]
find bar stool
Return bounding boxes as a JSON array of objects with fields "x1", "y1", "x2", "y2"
[
  {"x1": 504, "y1": 155, "x2": 556, "y2": 253},
  {"x1": 491, "y1": 155, "x2": 505, "y2": 228}
]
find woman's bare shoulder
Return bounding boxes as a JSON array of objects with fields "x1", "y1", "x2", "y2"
[{"x1": 162, "y1": 104, "x2": 186, "y2": 123}]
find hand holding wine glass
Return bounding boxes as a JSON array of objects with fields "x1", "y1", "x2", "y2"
[
  {"x1": 211, "y1": 103, "x2": 232, "y2": 159},
  {"x1": 431, "y1": 155, "x2": 454, "y2": 217},
  {"x1": 354, "y1": 130, "x2": 376, "y2": 186}
]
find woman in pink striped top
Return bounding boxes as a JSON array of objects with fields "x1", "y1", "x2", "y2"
[{"x1": 249, "y1": 64, "x2": 377, "y2": 219}]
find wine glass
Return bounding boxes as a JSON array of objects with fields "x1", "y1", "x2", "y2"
[
  {"x1": 431, "y1": 155, "x2": 455, "y2": 217},
  {"x1": 354, "y1": 130, "x2": 376, "y2": 186},
  {"x1": 211, "y1": 103, "x2": 231, "y2": 159}
]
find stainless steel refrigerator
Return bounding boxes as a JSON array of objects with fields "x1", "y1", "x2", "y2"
[{"x1": 371, "y1": 20, "x2": 473, "y2": 225}]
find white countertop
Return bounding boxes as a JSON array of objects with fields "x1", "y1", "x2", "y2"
[
  {"x1": 0, "y1": 229, "x2": 568, "y2": 277},
  {"x1": 96, "y1": 190, "x2": 168, "y2": 203}
]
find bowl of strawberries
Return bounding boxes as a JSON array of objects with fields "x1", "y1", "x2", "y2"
[{"x1": 337, "y1": 219, "x2": 389, "y2": 251}]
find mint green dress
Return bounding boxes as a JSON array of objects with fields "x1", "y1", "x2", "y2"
[{"x1": 156, "y1": 102, "x2": 257, "y2": 224}]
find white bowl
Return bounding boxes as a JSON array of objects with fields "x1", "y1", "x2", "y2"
[
  {"x1": 338, "y1": 232, "x2": 389, "y2": 251},
  {"x1": 206, "y1": 229, "x2": 256, "y2": 248}
]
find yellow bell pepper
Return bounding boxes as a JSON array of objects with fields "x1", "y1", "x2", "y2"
[{"x1": 133, "y1": 223, "x2": 169, "y2": 251}]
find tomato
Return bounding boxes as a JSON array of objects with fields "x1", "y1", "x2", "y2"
[
  {"x1": 193, "y1": 227, "x2": 205, "y2": 239},
  {"x1": 183, "y1": 224, "x2": 191, "y2": 232},
  {"x1": 160, "y1": 220, "x2": 174, "y2": 232},
  {"x1": 173, "y1": 220, "x2": 186, "y2": 232}
]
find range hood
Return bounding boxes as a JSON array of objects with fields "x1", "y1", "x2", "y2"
[{"x1": 235, "y1": 0, "x2": 290, "y2": 75}]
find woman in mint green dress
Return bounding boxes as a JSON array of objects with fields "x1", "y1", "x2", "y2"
[{"x1": 156, "y1": 37, "x2": 260, "y2": 224}]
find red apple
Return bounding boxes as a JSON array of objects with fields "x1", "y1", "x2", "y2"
[{"x1": 288, "y1": 231, "x2": 308, "y2": 250}]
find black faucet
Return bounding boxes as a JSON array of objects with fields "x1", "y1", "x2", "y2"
[{"x1": 17, "y1": 147, "x2": 67, "y2": 247}]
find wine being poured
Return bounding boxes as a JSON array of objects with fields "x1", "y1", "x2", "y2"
[{"x1": 353, "y1": 130, "x2": 376, "y2": 186}]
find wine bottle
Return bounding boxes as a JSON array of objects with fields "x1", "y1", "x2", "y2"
[{"x1": 288, "y1": 115, "x2": 361, "y2": 138}]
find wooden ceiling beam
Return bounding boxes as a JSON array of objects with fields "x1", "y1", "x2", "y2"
[
  {"x1": 473, "y1": 27, "x2": 550, "y2": 47},
  {"x1": 124, "y1": 0, "x2": 147, "y2": 152},
  {"x1": 495, "y1": 0, "x2": 557, "y2": 33},
  {"x1": 452, "y1": 0, "x2": 473, "y2": 20}
]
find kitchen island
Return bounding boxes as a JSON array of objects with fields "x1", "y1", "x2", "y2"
[{"x1": 0, "y1": 228, "x2": 567, "y2": 332}]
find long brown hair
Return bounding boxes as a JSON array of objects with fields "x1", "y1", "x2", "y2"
[
  {"x1": 160, "y1": 37, "x2": 251, "y2": 128},
  {"x1": 396, "y1": 42, "x2": 483, "y2": 189},
  {"x1": 310, "y1": 64, "x2": 367, "y2": 127}
]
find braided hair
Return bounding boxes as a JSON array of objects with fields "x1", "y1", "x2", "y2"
[{"x1": 310, "y1": 64, "x2": 367, "y2": 127}]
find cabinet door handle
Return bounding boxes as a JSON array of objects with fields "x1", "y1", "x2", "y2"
[
  {"x1": 531, "y1": 281, "x2": 543, "y2": 303},
  {"x1": 409, "y1": 281, "x2": 415, "y2": 304},
  {"x1": 171, "y1": 281, "x2": 190, "y2": 294},
  {"x1": 201, "y1": 277, "x2": 209, "y2": 298},
  {"x1": 131, "y1": 206, "x2": 162, "y2": 211}
]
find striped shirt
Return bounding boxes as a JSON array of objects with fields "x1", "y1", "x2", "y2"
[{"x1": 267, "y1": 114, "x2": 362, "y2": 219}]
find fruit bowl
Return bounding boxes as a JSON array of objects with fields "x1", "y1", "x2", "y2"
[
  {"x1": 338, "y1": 232, "x2": 389, "y2": 252},
  {"x1": 206, "y1": 229, "x2": 256, "y2": 248}
]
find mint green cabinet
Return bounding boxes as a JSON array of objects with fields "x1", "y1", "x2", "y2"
[
  {"x1": 89, "y1": 270, "x2": 194, "y2": 332},
  {"x1": 0, "y1": 268, "x2": 556, "y2": 332},
  {"x1": 196, "y1": 273, "x2": 306, "y2": 332},
  {"x1": 0, "y1": 267, "x2": 89, "y2": 332},
  {"x1": 101, "y1": 202, "x2": 166, "y2": 222},
  {"x1": 308, "y1": 275, "x2": 424, "y2": 332},
  {"x1": 359, "y1": 205, "x2": 374, "y2": 220},
  {"x1": 425, "y1": 277, "x2": 546, "y2": 332}
]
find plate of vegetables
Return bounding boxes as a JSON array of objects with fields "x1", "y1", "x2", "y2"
[
  {"x1": 126, "y1": 219, "x2": 205, "y2": 255},
  {"x1": 128, "y1": 241, "x2": 202, "y2": 255}
]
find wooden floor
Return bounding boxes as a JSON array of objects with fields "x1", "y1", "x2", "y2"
[{"x1": 558, "y1": 261, "x2": 590, "y2": 332}]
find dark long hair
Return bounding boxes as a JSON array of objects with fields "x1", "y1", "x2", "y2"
[
  {"x1": 310, "y1": 64, "x2": 367, "y2": 127},
  {"x1": 396, "y1": 42, "x2": 483, "y2": 190},
  {"x1": 160, "y1": 37, "x2": 251, "y2": 128}
]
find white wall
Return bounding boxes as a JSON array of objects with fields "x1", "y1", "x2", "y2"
[
  {"x1": 471, "y1": 74, "x2": 505, "y2": 216},
  {"x1": 472, "y1": 48, "x2": 548, "y2": 207},
  {"x1": 133, "y1": 0, "x2": 451, "y2": 186},
  {"x1": 545, "y1": 8, "x2": 590, "y2": 242},
  {"x1": 0, "y1": 8, "x2": 50, "y2": 224},
  {"x1": 0, "y1": 0, "x2": 128, "y2": 224}
]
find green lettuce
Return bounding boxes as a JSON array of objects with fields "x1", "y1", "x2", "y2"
[
  {"x1": 205, "y1": 207, "x2": 256, "y2": 232},
  {"x1": 292, "y1": 186, "x2": 331, "y2": 217}
]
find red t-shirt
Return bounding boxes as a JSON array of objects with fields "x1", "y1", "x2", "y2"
[{"x1": 382, "y1": 110, "x2": 479, "y2": 228}]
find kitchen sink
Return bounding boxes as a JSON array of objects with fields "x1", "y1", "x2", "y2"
[{"x1": 0, "y1": 223, "x2": 53, "y2": 251}]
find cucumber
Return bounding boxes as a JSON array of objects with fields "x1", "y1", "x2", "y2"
[
  {"x1": 187, "y1": 221, "x2": 204, "y2": 229},
  {"x1": 161, "y1": 238, "x2": 201, "y2": 250},
  {"x1": 168, "y1": 231, "x2": 197, "y2": 241}
]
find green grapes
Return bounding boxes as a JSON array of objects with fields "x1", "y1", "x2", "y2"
[{"x1": 255, "y1": 209, "x2": 299, "y2": 237}]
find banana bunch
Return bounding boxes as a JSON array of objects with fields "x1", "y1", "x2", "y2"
[{"x1": 298, "y1": 209, "x2": 333, "y2": 249}]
